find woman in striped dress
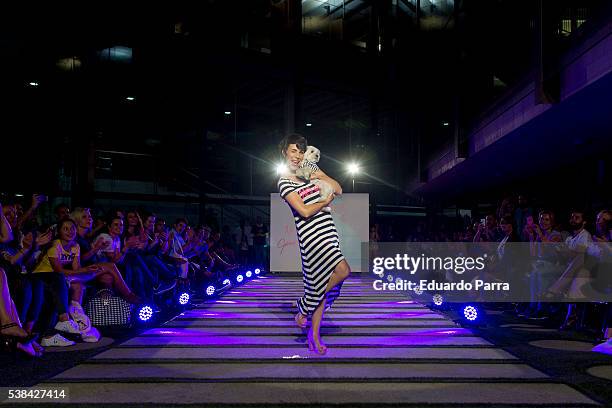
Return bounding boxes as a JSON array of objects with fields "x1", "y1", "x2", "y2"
[{"x1": 277, "y1": 134, "x2": 351, "y2": 355}]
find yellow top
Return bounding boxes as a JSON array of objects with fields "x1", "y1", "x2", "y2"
[{"x1": 33, "y1": 239, "x2": 80, "y2": 273}]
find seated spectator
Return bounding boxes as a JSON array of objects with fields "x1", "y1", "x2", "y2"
[
  {"x1": 1, "y1": 227, "x2": 52, "y2": 355},
  {"x1": 546, "y1": 210, "x2": 593, "y2": 329},
  {"x1": 70, "y1": 208, "x2": 142, "y2": 310},
  {"x1": 524, "y1": 210, "x2": 563, "y2": 319},
  {"x1": 168, "y1": 218, "x2": 190, "y2": 280},
  {"x1": 31, "y1": 219, "x2": 96, "y2": 347},
  {"x1": 135, "y1": 213, "x2": 176, "y2": 291},
  {"x1": 474, "y1": 214, "x2": 504, "y2": 243},
  {"x1": 98, "y1": 216, "x2": 154, "y2": 303}
]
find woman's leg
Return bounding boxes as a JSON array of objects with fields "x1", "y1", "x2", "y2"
[
  {"x1": 96, "y1": 263, "x2": 141, "y2": 303},
  {"x1": 309, "y1": 298, "x2": 327, "y2": 353},
  {"x1": 36, "y1": 273, "x2": 71, "y2": 322},
  {"x1": 0, "y1": 268, "x2": 30, "y2": 338},
  {"x1": 297, "y1": 260, "x2": 351, "y2": 328},
  {"x1": 307, "y1": 261, "x2": 351, "y2": 352},
  {"x1": 324, "y1": 260, "x2": 351, "y2": 294},
  {"x1": 0, "y1": 267, "x2": 15, "y2": 325},
  {"x1": 24, "y1": 277, "x2": 44, "y2": 333},
  {"x1": 70, "y1": 281, "x2": 87, "y2": 305}
]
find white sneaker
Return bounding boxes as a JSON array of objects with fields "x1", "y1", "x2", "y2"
[
  {"x1": 41, "y1": 333, "x2": 75, "y2": 347},
  {"x1": 81, "y1": 326, "x2": 101, "y2": 343},
  {"x1": 54, "y1": 319, "x2": 81, "y2": 335}
]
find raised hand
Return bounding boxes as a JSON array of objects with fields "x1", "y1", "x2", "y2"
[{"x1": 35, "y1": 230, "x2": 53, "y2": 247}]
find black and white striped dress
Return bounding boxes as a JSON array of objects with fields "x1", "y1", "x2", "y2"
[{"x1": 278, "y1": 169, "x2": 345, "y2": 316}]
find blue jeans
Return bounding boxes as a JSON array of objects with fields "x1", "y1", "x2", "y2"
[{"x1": 31, "y1": 272, "x2": 69, "y2": 316}]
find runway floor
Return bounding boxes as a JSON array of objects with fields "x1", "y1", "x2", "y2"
[{"x1": 25, "y1": 275, "x2": 602, "y2": 406}]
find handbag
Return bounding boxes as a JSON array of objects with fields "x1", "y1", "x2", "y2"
[{"x1": 84, "y1": 288, "x2": 134, "y2": 327}]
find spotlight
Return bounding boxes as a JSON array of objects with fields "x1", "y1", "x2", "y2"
[
  {"x1": 432, "y1": 294, "x2": 443, "y2": 306},
  {"x1": 306, "y1": 123, "x2": 312, "y2": 127},
  {"x1": 442, "y1": 121, "x2": 449, "y2": 127},
  {"x1": 254, "y1": 268, "x2": 261, "y2": 275},
  {"x1": 463, "y1": 305, "x2": 478, "y2": 321},
  {"x1": 347, "y1": 162, "x2": 360, "y2": 175},
  {"x1": 236, "y1": 274, "x2": 244, "y2": 283},
  {"x1": 138, "y1": 305, "x2": 153, "y2": 322},
  {"x1": 205, "y1": 285, "x2": 216, "y2": 296},
  {"x1": 224, "y1": 111, "x2": 231, "y2": 115},
  {"x1": 28, "y1": 82, "x2": 39, "y2": 87},
  {"x1": 178, "y1": 292, "x2": 190, "y2": 305},
  {"x1": 246, "y1": 270, "x2": 252, "y2": 278},
  {"x1": 276, "y1": 163, "x2": 288, "y2": 175},
  {"x1": 126, "y1": 96, "x2": 135, "y2": 101},
  {"x1": 222, "y1": 278, "x2": 231, "y2": 285}
]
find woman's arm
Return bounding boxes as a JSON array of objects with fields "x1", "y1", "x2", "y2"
[
  {"x1": 311, "y1": 169, "x2": 342, "y2": 195},
  {"x1": 284, "y1": 191, "x2": 334, "y2": 219},
  {"x1": 51, "y1": 256, "x2": 95, "y2": 275},
  {"x1": 0, "y1": 203, "x2": 12, "y2": 243}
]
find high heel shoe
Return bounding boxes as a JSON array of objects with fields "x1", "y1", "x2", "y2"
[
  {"x1": 295, "y1": 313, "x2": 307, "y2": 328},
  {"x1": 0, "y1": 323, "x2": 36, "y2": 345},
  {"x1": 307, "y1": 329, "x2": 327, "y2": 355}
]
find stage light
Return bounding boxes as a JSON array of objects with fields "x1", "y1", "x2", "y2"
[
  {"x1": 432, "y1": 294, "x2": 443, "y2": 306},
  {"x1": 254, "y1": 268, "x2": 261, "y2": 275},
  {"x1": 126, "y1": 96, "x2": 135, "y2": 101},
  {"x1": 463, "y1": 305, "x2": 478, "y2": 321},
  {"x1": 276, "y1": 163, "x2": 288, "y2": 175},
  {"x1": 223, "y1": 278, "x2": 231, "y2": 285},
  {"x1": 442, "y1": 121, "x2": 449, "y2": 127},
  {"x1": 347, "y1": 162, "x2": 360, "y2": 175},
  {"x1": 224, "y1": 111, "x2": 231, "y2": 115},
  {"x1": 178, "y1": 292, "x2": 190, "y2": 305},
  {"x1": 206, "y1": 285, "x2": 216, "y2": 296},
  {"x1": 236, "y1": 274, "x2": 244, "y2": 283},
  {"x1": 246, "y1": 270, "x2": 252, "y2": 278},
  {"x1": 28, "y1": 82, "x2": 39, "y2": 87},
  {"x1": 138, "y1": 305, "x2": 153, "y2": 322},
  {"x1": 306, "y1": 123, "x2": 312, "y2": 127}
]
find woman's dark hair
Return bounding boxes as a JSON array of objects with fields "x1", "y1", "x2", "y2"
[
  {"x1": 57, "y1": 218, "x2": 78, "y2": 238},
  {"x1": 278, "y1": 133, "x2": 307, "y2": 157}
]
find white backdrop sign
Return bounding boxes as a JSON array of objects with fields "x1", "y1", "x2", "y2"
[{"x1": 270, "y1": 193, "x2": 369, "y2": 273}]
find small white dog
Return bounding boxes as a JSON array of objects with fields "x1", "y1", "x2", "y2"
[{"x1": 296, "y1": 145, "x2": 334, "y2": 203}]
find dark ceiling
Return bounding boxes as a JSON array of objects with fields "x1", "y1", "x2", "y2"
[{"x1": 1, "y1": 0, "x2": 609, "y2": 205}]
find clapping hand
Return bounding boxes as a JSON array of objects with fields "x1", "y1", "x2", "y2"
[{"x1": 36, "y1": 230, "x2": 53, "y2": 247}]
